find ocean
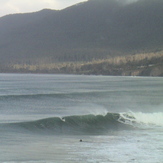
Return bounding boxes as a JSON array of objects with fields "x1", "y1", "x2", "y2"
[{"x1": 0, "y1": 73, "x2": 162, "y2": 163}]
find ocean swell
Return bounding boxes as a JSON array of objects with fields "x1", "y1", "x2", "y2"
[
  {"x1": 4, "y1": 113, "x2": 131, "y2": 135},
  {"x1": 2, "y1": 112, "x2": 162, "y2": 135}
]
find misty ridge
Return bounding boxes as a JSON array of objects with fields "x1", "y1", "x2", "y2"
[{"x1": 0, "y1": 0, "x2": 163, "y2": 76}]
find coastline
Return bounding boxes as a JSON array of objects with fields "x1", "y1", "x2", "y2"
[{"x1": 1, "y1": 52, "x2": 163, "y2": 77}]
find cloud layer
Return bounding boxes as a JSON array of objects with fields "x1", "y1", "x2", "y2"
[{"x1": 0, "y1": 0, "x2": 87, "y2": 17}]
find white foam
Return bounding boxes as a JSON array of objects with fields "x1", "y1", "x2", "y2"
[
  {"x1": 60, "y1": 117, "x2": 66, "y2": 122},
  {"x1": 119, "y1": 111, "x2": 163, "y2": 127},
  {"x1": 88, "y1": 106, "x2": 108, "y2": 116}
]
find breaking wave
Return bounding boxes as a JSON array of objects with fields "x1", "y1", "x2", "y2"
[
  {"x1": 2, "y1": 112, "x2": 163, "y2": 135},
  {"x1": 119, "y1": 111, "x2": 163, "y2": 127}
]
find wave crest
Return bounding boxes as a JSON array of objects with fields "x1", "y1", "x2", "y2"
[
  {"x1": 119, "y1": 112, "x2": 163, "y2": 127},
  {"x1": 9, "y1": 113, "x2": 131, "y2": 135},
  {"x1": 3, "y1": 112, "x2": 162, "y2": 135}
]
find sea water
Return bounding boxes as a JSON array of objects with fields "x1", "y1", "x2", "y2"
[{"x1": 0, "y1": 74, "x2": 162, "y2": 162}]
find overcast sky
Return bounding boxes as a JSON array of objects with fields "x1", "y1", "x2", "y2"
[{"x1": 0, "y1": 0, "x2": 88, "y2": 17}]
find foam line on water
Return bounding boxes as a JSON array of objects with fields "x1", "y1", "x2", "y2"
[{"x1": 119, "y1": 111, "x2": 163, "y2": 127}]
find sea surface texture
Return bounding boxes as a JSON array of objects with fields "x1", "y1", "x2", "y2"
[{"x1": 0, "y1": 74, "x2": 162, "y2": 162}]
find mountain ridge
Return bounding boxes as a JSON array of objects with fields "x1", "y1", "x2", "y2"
[{"x1": 0, "y1": 0, "x2": 163, "y2": 74}]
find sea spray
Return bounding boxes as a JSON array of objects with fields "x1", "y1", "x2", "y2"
[
  {"x1": 119, "y1": 111, "x2": 163, "y2": 127},
  {"x1": 3, "y1": 112, "x2": 162, "y2": 135},
  {"x1": 2, "y1": 113, "x2": 132, "y2": 135}
]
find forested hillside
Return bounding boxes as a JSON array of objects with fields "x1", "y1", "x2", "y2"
[
  {"x1": 0, "y1": 0, "x2": 163, "y2": 76},
  {"x1": 0, "y1": 0, "x2": 163, "y2": 63},
  {"x1": 1, "y1": 51, "x2": 163, "y2": 76}
]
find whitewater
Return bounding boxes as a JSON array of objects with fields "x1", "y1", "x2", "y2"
[{"x1": 0, "y1": 74, "x2": 162, "y2": 162}]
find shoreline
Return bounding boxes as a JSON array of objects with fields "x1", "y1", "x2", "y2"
[{"x1": 1, "y1": 52, "x2": 163, "y2": 77}]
